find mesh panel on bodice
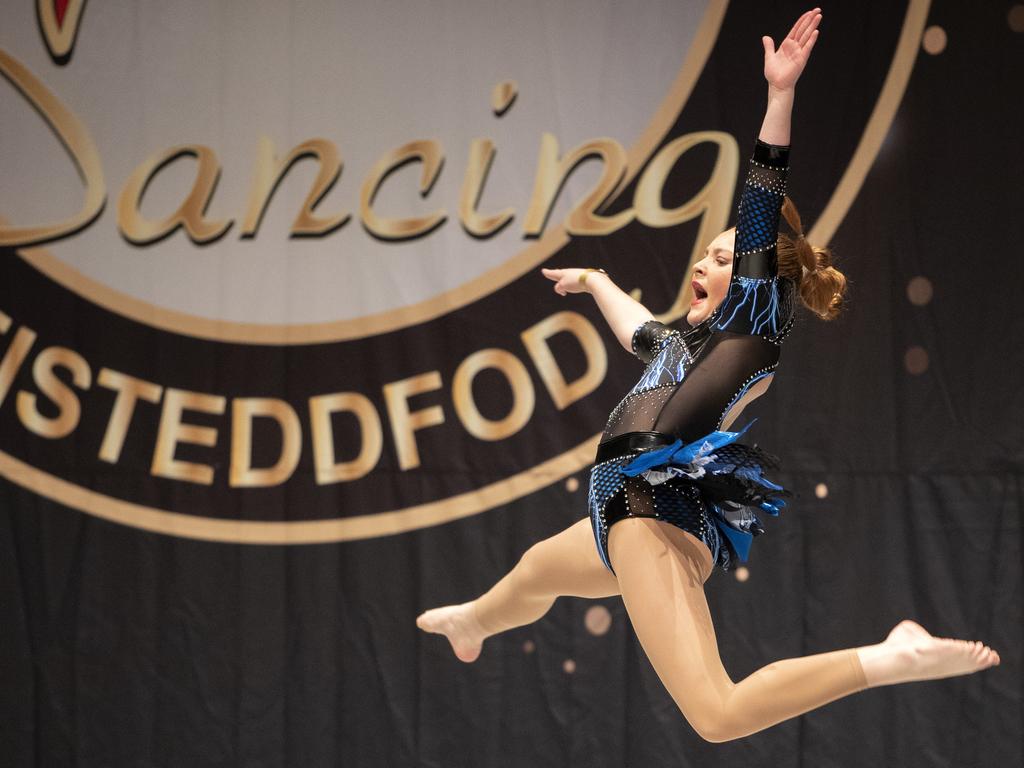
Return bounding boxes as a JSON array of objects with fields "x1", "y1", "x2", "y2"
[
  {"x1": 602, "y1": 326, "x2": 785, "y2": 442},
  {"x1": 601, "y1": 139, "x2": 795, "y2": 445}
]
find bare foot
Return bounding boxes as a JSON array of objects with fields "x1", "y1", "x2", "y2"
[
  {"x1": 416, "y1": 602, "x2": 488, "y2": 663},
  {"x1": 858, "y1": 620, "x2": 1001, "y2": 688}
]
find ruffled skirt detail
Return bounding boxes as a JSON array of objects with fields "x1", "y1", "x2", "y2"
[{"x1": 588, "y1": 424, "x2": 789, "y2": 573}]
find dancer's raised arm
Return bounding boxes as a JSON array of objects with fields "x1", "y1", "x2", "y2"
[
  {"x1": 758, "y1": 8, "x2": 820, "y2": 145},
  {"x1": 712, "y1": 8, "x2": 821, "y2": 335},
  {"x1": 538, "y1": 14, "x2": 823, "y2": 354},
  {"x1": 541, "y1": 267, "x2": 653, "y2": 353}
]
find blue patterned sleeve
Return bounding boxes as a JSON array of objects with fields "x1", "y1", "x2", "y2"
[{"x1": 713, "y1": 141, "x2": 791, "y2": 337}]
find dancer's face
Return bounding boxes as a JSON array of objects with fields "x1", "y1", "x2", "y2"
[{"x1": 687, "y1": 228, "x2": 735, "y2": 326}]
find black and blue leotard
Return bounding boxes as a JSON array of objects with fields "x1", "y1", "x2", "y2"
[{"x1": 588, "y1": 140, "x2": 794, "y2": 573}]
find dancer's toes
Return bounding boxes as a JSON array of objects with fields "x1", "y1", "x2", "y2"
[
  {"x1": 974, "y1": 643, "x2": 1000, "y2": 667},
  {"x1": 416, "y1": 603, "x2": 487, "y2": 663}
]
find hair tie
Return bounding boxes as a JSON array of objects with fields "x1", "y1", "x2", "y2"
[{"x1": 795, "y1": 234, "x2": 817, "y2": 277}]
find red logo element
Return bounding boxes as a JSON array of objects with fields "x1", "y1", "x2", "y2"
[
  {"x1": 54, "y1": 0, "x2": 70, "y2": 27},
  {"x1": 37, "y1": 0, "x2": 87, "y2": 63}
]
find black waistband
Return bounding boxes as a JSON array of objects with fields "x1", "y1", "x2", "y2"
[{"x1": 595, "y1": 431, "x2": 676, "y2": 463}]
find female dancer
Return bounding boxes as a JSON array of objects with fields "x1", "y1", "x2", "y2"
[{"x1": 417, "y1": 9, "x2": 999, "y2": 743}]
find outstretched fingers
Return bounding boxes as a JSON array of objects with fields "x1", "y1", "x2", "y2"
[
  {"x1": 541, "y1": 267, "x2": 570, "y2": 296},
  {"x1": 784, "y1": 12, "x2": 807, "y2": 41},
  {"x1": 767, "y1": 10, "x2": 821, "y2": 66},
  {"x1": 797, "y1": 13, "x2": 822, "y2": 48},
  {"x1": 803, "y1": 28, "x2": 820, "y2": 57},
  {"x1": 787, "y1": 8, "x2": 820, "y2": 44}
]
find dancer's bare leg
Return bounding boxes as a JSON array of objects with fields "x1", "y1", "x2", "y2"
[
  {"x1": 417, "y1": 518, "x2": 618, "y2": 662},
  {"x1": 609, "y1": 518, "x2": 1000, "y2": 743}
]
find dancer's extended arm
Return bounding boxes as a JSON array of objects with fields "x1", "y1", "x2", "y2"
[
  {"x1": 540, "y1": 267, "x2": 653, "y2": 353},
  {"x1": 714, "y1": 8, "x2": 820, "y2": 334},
  {"x1": 758, "y1": 8, "x2": 819, "y2": 145},
  {"x1": 540, "y1": 11, "x2": 821, "y2": 351}
]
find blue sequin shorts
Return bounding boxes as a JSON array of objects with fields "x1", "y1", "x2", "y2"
[
  {"x1": 587, "y1": 429, "x2": 789, "y2": 574},
  {"x1": 588, "y1": 455, "x2": 726, "y2": 572}
]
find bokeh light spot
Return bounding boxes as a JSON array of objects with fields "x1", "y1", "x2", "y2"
[
  {"x1": 1009, "y1": 5, "x2": 1024, "y2": 32},
  {"x1": 904, "y1": 346, "x2": 930, "y2": 375},
  {"x1": 523, "y1": 640, "x2": 535, "y2": 654},
  {"x1": 734, "y1": 566, "x2": 750, "y2": 583},
  {"x1": 906, "y1": 276, "x2": 934, "y2": 306},
  {"x1": 564, "y1": 476, "x2": 580, "y2": 493},
  {"x1": 815, "y1": 483, "x2": 829, "y2": 499},
  {"x1": 563, "y1": 659, "x2": 576, "y2": 674},
  {"x1": 922, "y1": 26, "x2": 947, "y2": 54},
  {"x1": 584, "y1": 605, "x2": 612, "y2": 636}
]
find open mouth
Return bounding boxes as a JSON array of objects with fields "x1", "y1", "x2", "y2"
[{"x1": 691, "y1": 281, "x2": 708, "y2": 302}]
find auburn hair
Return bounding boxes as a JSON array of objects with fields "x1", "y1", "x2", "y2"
[{"x1": 775, "y1": 197, "x2": 847, "y2": 320}]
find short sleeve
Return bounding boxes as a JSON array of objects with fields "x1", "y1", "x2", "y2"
[{"x1": 631, "y1": 320, "x2": 675, "y2": 364}]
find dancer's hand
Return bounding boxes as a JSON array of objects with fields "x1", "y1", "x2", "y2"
[
  {"x1": 762, "y1": 8, "x2": 821, "y2": 92},
  {"x1": 543, "y1": 267, "x2": 654, "y2": 351},
  {"x1": 541, "y1": 267, "x2": 605, "y2": 296}
]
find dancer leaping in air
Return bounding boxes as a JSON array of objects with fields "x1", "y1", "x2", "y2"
[{"x1": 418, "y1": 9, "x2": 999, "y2": 742}]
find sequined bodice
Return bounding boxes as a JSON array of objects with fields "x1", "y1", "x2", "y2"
[{"x1": 602, "y1": 141, "x2": 795, "y2": 445}]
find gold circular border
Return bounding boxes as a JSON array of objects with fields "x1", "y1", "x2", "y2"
[
  {"x1": 0, "y1": 437, "x2": 600, "y2": 544},
  {"x1": 1, "y1": 0, "x2": 930, "y2": 544}
]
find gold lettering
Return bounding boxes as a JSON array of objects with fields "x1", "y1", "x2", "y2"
[
  {"x1": 229, "y1": 398, "x2": 302, "y2": 487},
  {"x1": 0, "y1": 49, "x2": 106, "y2": 247},
  {"x1": 458, "y1": 139, "x2": 514, "y2": 237},
  {"x1": 452, "y1": 348, "x2": 534, "y2": 441},
  {"x1": 151, "y1": 388, "x2": 226, "y2": 485},
  {"x1": 383, "y1": 371, "x2": 444, "y2": 471},
  {"x1": 241, "y1": 136, "x2": 349, "y2": 238},
  {"x1": 634, "y1": 131, "x2": 739, "y2": 321},
  {"x1": 309, "y1": 392, "x2": 383, "y2": 484},
  {"x1": 523, "y1": 133, "x2": 632, "y2": 237},
  {"x1": 96, "y1": 368, "x2": 163, "y2": 464},
  {"x1": 521, "y1": 311, "x2": 607, "y2": 410},
  {"x1": 360, "y1": 140, "x2": 446, "y2": 240},
  {"x1": 118, "y1": 145, "x2": 232, "y2": 245},
  {"x1": 16, "y1": 346, "x2": 92, "y2": 439},
  {"x1": 0, "y1": 315, "x2": 37, "y2": 409}
]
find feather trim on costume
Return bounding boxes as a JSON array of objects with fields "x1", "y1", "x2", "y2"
[{"x1": 619, "y1": 422, "x2": 790, "y2": 565}]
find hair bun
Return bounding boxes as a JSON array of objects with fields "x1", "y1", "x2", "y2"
[
  {"x1": 776, "y1": 197, "x2": 848, "y2": 321},
  {"x1": 801, "y1": 264, "x2": 846, "y2": 320},
  {"x1": 812, "y1": 244, "x2": 834, "y2": 271}
]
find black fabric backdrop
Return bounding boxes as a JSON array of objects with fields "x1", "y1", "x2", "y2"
[{"x1": 2, "y1": 1, "x2": 1022, "y2": 766}]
